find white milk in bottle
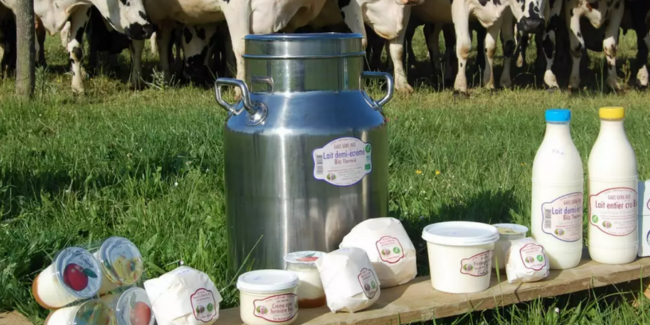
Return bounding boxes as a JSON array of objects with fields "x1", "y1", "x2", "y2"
[
  {"x1": 531, "y1": 109, "x2": 584, "y2": 269},
  {"x1": 588, "y1": 107, "x2": 638, "y2": 264}
]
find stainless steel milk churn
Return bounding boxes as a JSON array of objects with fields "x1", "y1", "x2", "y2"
[{"x1": 215, "y1": 33, "x2": 392, "y2": 270}]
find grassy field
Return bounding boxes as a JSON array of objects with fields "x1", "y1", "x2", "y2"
[{"x1": 1, "y1": 27, "x2": 650, "y2": 324}]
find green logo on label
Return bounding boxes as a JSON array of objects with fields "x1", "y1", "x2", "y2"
[
  {"x1": 537, "y1": 255, "x2": 544, "y2": 262},
  {"x1": 393, "y1": 247, "x2": 401, "y2": 254},
  {"x1": 365, "y1": 164, "x2": 371, "y2": 170},
  {"x1": 365, "y1": 144, "x2": 371, "y2": 153},
  {"x1": 592, "y1": 215, "x2": 599, "y2": 223}
]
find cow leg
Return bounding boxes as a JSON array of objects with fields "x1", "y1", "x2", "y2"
[
  {"x1": 567, "y1": 6, "x2": 585, "y2": 92},
  {"x1": 638, "y1": 28, "x2": 650, "y2": 88},
  {"x1": 541, "y1": 0, "x2": 561, "y2": 89},
  {"x1": 441, "y1": 23, "x2": 457, "y2": 87},
  {"x1": 424, "y1": 23, "x2": 442, "y2": 77},
  {"x1": 452, "y1": 0, "x2": 471, "y2": 94},
  {"x1": 129, "y1": 40, "x2": 145, "y2": 89},
  {"x1": 35, "y1": 17, "x2": 46, "y2": 68},
  {"x1": 404, "y1": 20, "x2": 418, "y2": 69},
  {"x1": 156, "y1": 24, "x2": 173, "y2": 82},
  {"x1": 500, "y1": 11, "x2": 515, "y2": 89},
  {"x1": 340, "y1": 1, "x2": 366, "y2": 49},
  {"x1": 603, "y1": 2, "x2": 624, "y2": 92},
  {"x1": 482, "y1": 20, "x2": 502, "y2": 89},
  {"x1": 67, "y1": 8, "x2": 91, "y2": 93}
]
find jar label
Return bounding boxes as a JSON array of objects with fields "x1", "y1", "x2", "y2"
[
  {"x1": 375, "y1": 236, "x2": 405, "y2": 264},
  {"x1": 589, "y1": 187, "x2": 638, "y2": 236},
  {"x1": 312, "y1": 137, "x2": 372, "y2": 187},
  {"x1": 357, "y1": 268, "x2": 379, "y2": 299},
  {"x1": 252, "y1": 294, "x2": 298, "y2": 322},
  {"x1": 115, "y1": 288, "x2": 153, "y2": 325},
  {"x1": 541, "y1": 192, "x2": 583, "y2": 242},
  {"x1": 191, "y1": 288, "x2": 218, "y2": 323},
  {"x1": 519, "y1": 243, "x2": 547, "y2": 271},
  {"x1": 460, "y1": 251, "x2": 492, "y2": 277},
  {"x1": 56, "y1": 248, "x2": 102, "y2": 297}
]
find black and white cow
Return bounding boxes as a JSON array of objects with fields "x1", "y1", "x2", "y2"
[
  {"x1": 0, "y1": 5, "x2": 47, "y2": 74},
  {"x1": 85, "y1": 6, "x2": 131, "y2": 75},
  {"x1": 626, "y1": 0, "x2": 649, "y2": 88}
]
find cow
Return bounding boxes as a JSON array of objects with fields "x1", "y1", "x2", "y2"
[
  {"x1": 0, "y1": 0, "x2": 154, "y2": 93},
  {"x1": 626, "y1": 0, "x2": 649, "y2": 88},
  {"x1": 85, "y1": 6, "x2": 131, "y2": 75},
  {"x1": 0, "y1": 5, "x2": 47, "y2": 74}
]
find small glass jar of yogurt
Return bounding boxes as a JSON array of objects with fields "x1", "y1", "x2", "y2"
[
  {"x1": 33, "y1": 247, "x2": 103, "y2": 309},
  {"x1": 101, "y1": 287, "x2": 154, "y2": 325},
  {"x1": 492, "y1": 224, "x2": 529, "y2": 270},
  {"x1": 93, "y1": 237, "x2": 144, "y2": 295},
  {"x1": 284, "y1": 251, "x2": 326, "y2": 308},
  {"x1": 237, "y1": 270, "x2": 299, "y2": 325},
  {"x1": 44, "y1": 299, "x2": 114, "y2": 325}
]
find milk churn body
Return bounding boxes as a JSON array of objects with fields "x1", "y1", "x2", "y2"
[{"x1": 216, "y1": 34, "x2": 392, "y2": 270}]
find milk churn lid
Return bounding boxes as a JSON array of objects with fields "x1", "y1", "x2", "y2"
[{"x1": 243, "y1": 33, "x2": 365, "y2": 59}]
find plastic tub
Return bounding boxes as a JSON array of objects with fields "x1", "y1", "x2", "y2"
[
  {"x1": 94, "y1": 236, "x2": 144, "y2": 295},
  {"x1": 237, "y1": 270, "x2": 299, "y2": 325},
  {"x1": 100, "y1": 287, "x2": 154, "y2": 325},
  {"x1": 284, "y1": 251, "x2": 326, "y2": 308},
  {"x1": 33, "y1": 247, "x2": 103, "y2": 309},
  {"x1": 44, "y1": 299, "x2": 114, "y2": 325},
  {"x1": 422, "y1": 221, "x2": 500, "y2": 294},
  {"x1": 492, "y1": 224, "x2": 529, "y2": 270}
]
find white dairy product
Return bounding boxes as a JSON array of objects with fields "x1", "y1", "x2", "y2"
[
  {"x1": 101, "y1": 287, "x2": 155, "y2": 325},
  {"x1": 588, "y1": 107, "x2": 639, "y2": 264},
  {"x1": 33, "y1": 247, "x2": 103, "y2": 309},
  {"x1": 531, "y1": 109, "x2": 584, "y2": 270},
  {"x1": 505, "y1": 238, "x2": 550, "y2": 284},
  {"x1": 144, "y1": 266, "x2": 223, "y2": 325},
  {"x1": 93, "y1": 237, "x2": 144, "y2": 295},
  {"x1": 284, "y1": 251, "x2": 326, "y2": 308},
  {"x1": 422, "y1": 221, "x2": 499, "y2": 294},
  {"x1": 492, "y1": 224, "x2": 528, "y2": 270},
  {"x1": 637, "y1": 181, "x2": 650, "y2": 257},
  {"x1": 44, "y1": 300, "x2": 114, "y2": 325},
  {"x1": 339, "y1": 218, "x2": 417, "y2": 288},
  {"x1": 237, "y1": 270, "x2": 299, "y2": 325},
  {"x1": 316, "y1": 247, "x2": 381, "y2": 313}
]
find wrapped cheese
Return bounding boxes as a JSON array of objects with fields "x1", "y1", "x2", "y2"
[
  {"x1": 505, "y1": 238, "x2": 550, "y2": 284},
  {"x1": 144, "y1": 266, "x2": 222, "y2": 325},
  {"x1": 315, "y1": 247, "x2": 380, "y2": 313},
  {"x1": 340, "y1": 218, "x2": 416, "y2": 288}
]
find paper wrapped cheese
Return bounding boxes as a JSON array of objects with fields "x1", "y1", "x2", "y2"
[
  {"x1": 315, "y1": 247, "x2": 380, "y2": 313},
  {"x1": 144, "y1": 266, "x2": 223, "y2": 325},
  {"x1": 339, "y1": 218, "x2": 417, "y2": 288},
  {"x1": 505, "y1": 238, "x2": 550, "y2": 284}
]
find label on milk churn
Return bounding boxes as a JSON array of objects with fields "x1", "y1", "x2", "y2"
[
  {"x1": 313, "y1": 137, "x2": 372, "y2": 186},
  {"x1": 589, "y1": 187, "x2": 638, "y2": 236}
]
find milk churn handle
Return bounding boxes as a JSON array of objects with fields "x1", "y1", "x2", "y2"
[
  {"x1": 214, "y1": 78, "x2": 257, "y2": 116},
  {"x1": 361, "y1": 71, "x2": 394, "y2": 108}
]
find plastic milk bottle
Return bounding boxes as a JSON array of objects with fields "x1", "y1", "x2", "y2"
[
  {"x1": 531, "y1": 109, "x2": 584, "y2": 269},
  {"x1": 588, "y1": 107, "x2": 638, "y2": 265}
]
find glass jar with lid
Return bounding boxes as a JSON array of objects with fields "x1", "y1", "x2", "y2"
[{"x1": 284, "y1": 251, "x2": 326, "y2": 308}]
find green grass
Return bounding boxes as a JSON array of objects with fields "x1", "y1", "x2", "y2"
[{"x1": 1, "y1": 27, "x2": 650, "y2": 324}]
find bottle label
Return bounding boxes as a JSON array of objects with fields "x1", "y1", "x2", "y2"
[
  {"x1": 541, "y1": 192, "x2": 583, "y2": 242},
  {"x1": 589, "y1": 187, "x2": 638, "y2": 236},
  {"x1": 357, "y1": 268, "x2": 379, "y2": 299},
  {"x1": 519, "y1": 243, "x2": 547, "y2": 271},
  {"x1": 313, "y1": 137, "x2": 372, "y2": 187},
  {"x1": 191, "y1": 288, "x2": 217, "y2": 323},
  {"x1": 253, "y1": 294, "x2": 298, "y2": 322},
  {"x1": 375, "y1": 236, "x2": 405, "y2": 264},
  {"x1": 460, "y1": 251, "x2": 492, "y2": 277},
  {"x1": 56, "y1": 248, "x2": 102, "y2": 298}
]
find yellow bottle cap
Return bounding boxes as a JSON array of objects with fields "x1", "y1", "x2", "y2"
[{"x1": 599, "y1": 107, "x2": 625, "y2": 120}]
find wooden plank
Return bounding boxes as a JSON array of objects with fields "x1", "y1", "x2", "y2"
[
  {"x1": 0, "y1": 311, "x2": 32, "y2": 325},
  {"x1": 219, "y1": 255, "x2": 650, "y2": 325}
]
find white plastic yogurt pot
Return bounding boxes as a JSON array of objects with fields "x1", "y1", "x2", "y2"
[
  {"x1": 422, "y1": 221, "x2": 500, "y2": 294},
  {"x1": 491, "y1": 224, "x2": 529, "y2": 270},
  {"x1": 101, "y1": 287, "x2": 154, "y2": 325},
  {"x1": 237, "y1": 270, "x2": 299, "y2": 325},
  {"x1": 284, "y1": 251, "x2": 326, "y2": 309},
  {"x1": 44, "y1": 299, "x2": 114, "y2": 325},
  {"x1": 93, "y1": 237, "x2": 144, "y2": 295},
  {"x1": 33, "y1": 247, "x2": 103, "y2": 309}
]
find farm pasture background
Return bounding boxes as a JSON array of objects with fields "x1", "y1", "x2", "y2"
[{"x1": 1, "y1": 27, "x2": 650, "y2": 324}]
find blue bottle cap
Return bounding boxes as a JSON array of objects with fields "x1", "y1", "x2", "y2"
[{"x1": 545, "y1": 109, "x2": 571, "y2": 123}]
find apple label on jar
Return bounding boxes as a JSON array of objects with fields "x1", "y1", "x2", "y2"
[
  {"x1": 357, "y1": 268, "x2": 379, "y2": 299},
  {"x1": 519, "y1": 243, "x2": 547, "y2": 271},
  {"x1": 313, "y1": 137, "x2": 372, "y2": 187},
  {"x1": 191, "y1": 288, "x2": 218, "y2": 323},
  {"x1": 375, "y1": 236, "x2": 405, "y2": 264},
  {"x1": 541, "y1": 192, "x2": 583, "y2": 242},
  {"x1": 589, "y1": 188, "x2": 638, "y2": 236},
  {"x1": 460, "y1": 251, "x2": 492, "y2": 277},
  {"x1": 117, "y1": 289, "x2": 153, "y2": 325},
  {"x1": 102, "y1": 238, "x2": 144, "y2": 285},
  {"x1": 253, "y1": 294, "x2": 298, "y2": 322},
  {"x1": 56, "y1": 248, "x2": 102, "y2": 298}
]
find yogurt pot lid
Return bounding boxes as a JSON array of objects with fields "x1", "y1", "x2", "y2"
[
  {"x1": 97, "y1": 236, "x2": 144, "y2": 286},
  {"x1": 54, "y1": 247, "x2": 103, "y2": 298},
  {"x1": 492, "y1": 223, "x2": 529, "y2": 237},
  {"x1": 284, "y1": 251, "x2": 324, "y2": 265},
  {"x1": 115, "y1": 287, "x2": 155, "y2": 325},
  {"x1": 72, "y1": 300, "x2": 114, "y2": 325},
  {"x1": 237, "y1": 270, "x2": 299, "y2": 293},
  {"x1": 422, "y1": 221, "x2": 500, "y2": 246}
]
